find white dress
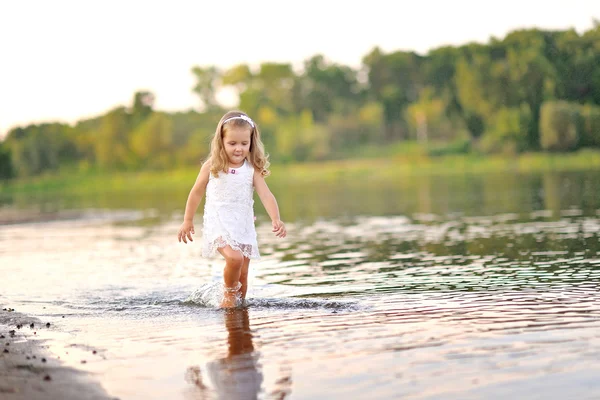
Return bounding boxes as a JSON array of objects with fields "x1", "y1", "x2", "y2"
[{"x1": 201, "y1": 159, "x2": 260, "y2": 259}]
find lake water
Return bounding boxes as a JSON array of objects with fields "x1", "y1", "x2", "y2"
[{"x1": 1, "y1": 170, "x2": 600, "y2": 399}]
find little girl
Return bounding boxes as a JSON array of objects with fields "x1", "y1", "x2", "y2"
[{"x1": 177, "y1": 111, "x2": 286, "y2": 308}]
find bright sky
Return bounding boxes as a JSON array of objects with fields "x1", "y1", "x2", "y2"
[{"x1": 1, "y1": 0, "x2": 599, "y2": 137}]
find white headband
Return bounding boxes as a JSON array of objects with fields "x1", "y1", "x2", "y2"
[{"x1": 223, "y1": 115, "x2": 255, "y2": 128}]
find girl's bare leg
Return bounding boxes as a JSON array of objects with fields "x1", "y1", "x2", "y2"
[
  {"x1": 218, "y1": 246, "x2": 244, "y2": 308},
  {"x1": 239, "y1": 257, "x2": 250, "y2": 301}
]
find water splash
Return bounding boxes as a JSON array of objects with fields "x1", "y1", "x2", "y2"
[
  {"x1": 184, "y1": 281, "x2": 243, "y2": 308},
  {"x1": 183, "y1": 283, "x2": 358, "y2": 311}
]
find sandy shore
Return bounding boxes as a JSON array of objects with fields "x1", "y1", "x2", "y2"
[{"x1": 0, "y1": 308, "x2": 114, "y2": 400}]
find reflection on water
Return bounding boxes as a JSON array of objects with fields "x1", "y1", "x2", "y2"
[
  {"x1": 186, "y1": 309, "x2": 265, "y2": 399},
  {"x1": 184, "y1": 309, "x2": 292, "y2": 400},
  {"x1": 0, "y1": 169, "x2": 600, "y2": 399},
  {"x1": 2, "y1": 170, "x2": 600, "y2": 224}
]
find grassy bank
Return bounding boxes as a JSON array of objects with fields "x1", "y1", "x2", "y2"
[{"x1": 2, "y1": 149, "x2": 600, "y2": 195}]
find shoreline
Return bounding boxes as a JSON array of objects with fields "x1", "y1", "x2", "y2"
[
  {"x1": 2, "y1": 149, "x2": 600, "y2": 195},
  {"x1": 0, "y1": 308, "x2": 113, "y2": 400}
]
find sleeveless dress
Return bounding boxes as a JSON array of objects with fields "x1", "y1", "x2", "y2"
[{"x1": 201, "y1": 159, "x2": 260, "y2": 259}]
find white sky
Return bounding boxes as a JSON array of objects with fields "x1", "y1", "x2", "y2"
[{"x1": 1, "y1": 0, "x2": 599, "y2": 137}]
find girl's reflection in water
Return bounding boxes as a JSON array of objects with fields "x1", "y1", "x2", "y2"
[{"x1": 186, "y1": 308, "x2": 292, "y2": 399}]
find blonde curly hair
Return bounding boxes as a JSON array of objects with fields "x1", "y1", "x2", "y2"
[{"x1": 209, "y1": 111, "x2": 270, "y2": 178}]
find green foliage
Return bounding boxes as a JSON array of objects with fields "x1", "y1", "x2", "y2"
[
  {"x1": 362, "y1": 48, "x2": 423, "y2": 140},
  {"x1": 464, "y1": 113, "x2": 485, "y2": 139},
  {"x1": 239, "y1": 87, "x2": 267, "y2": 118},
  {"x1": 505, "y1": 46, "x2": 555, "y2": 149},
  {"x1": 73, "y1": 115, "x2": 103, "y2": 165},
  {"x1": 3, "y1": 25, "x2": 600, "y2": 180},
  {"x1": 580, "y1": 104, "x2": 600, "y2": 147},
  {"x1": 191, "y1": 66, "x2": 221, "y2": 111},
  {"x1": 455, "y1": 55, "x2": 496, "y2": 122},
  {"x1": 95, "y1": 107, "x2": 132, "y2": 168},
  {"x1": 170, "y1": 110, "x2": 216, "y2": 166},
  {"x1": 0, "y1": 142, "x2": 14, "y2": 179},
  {"x1": 273, "y1": 111, "x2": 330, "y2": 162},
  {"x1": 180, "y1": 128, "x2": 210, "y2": 166},
  {"x1": 479, "y1": 106, "x2": 531, "y2": 154},
  {"x1": 130, "y1": 91, "x2": 155, "y2": 127},
  {"x1": 221, "y1": 62, "x2": 297, "y2": 116},
  {"x1": 296, "y1": 55, "x2": 361, "y2": 122},
  {"x1": 130, "y1": 112, "x2": 174, "y2": 169},
  {"x1": 427, "y1": 138, "x2": 471, "y2": 157},
  {"x1": 406, "y1": 87, "x2": 457, "y2": 142},
  {"x1": 540, "y1": 101, "x2": 581, "y2": 151},
  {"x1": 221, "y1": 64, "x2": 253, "y2": 89},
  {"x1": 4, "y1": 123, "x2": 74, "y2": 176}
]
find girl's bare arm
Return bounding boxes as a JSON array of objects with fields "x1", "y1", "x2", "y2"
[
  {"x1": 178, "y1": 161, "x2": 211, "y2": 243},
  {"x1": 254, "y1": 169, "x2": 286, "y2": 238}
]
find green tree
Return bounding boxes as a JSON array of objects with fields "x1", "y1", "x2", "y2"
[
  {"x1": 130, "y1": 90, "x2": 155, "y2": 127},
  {"x1": 363, "y1": 48, "x2": 423, "y2": 141},
  {"x1": 130, "y1": 112, "x2": 174, "y2": 168},
  {"x1": 275, "y1": 111, "x2": 329, "y2": 161},
  {"x1": 0, "y1": 142, "x2": 14, "y2": 179},
  {"x1": 581, "y1": 104, "x2": 600, "y2": 147},
  {"x1": 221, "y1": 64, "x2": 253, "y2": 91},
  {"x1": 454, "y1": 52, "x2": 497, "y2": 139},
  {"x1": 221, "y1": 64, "x2": 258, "y2": 113},
  {"x1": 295, "y1": 55, "x2": 361, "y2": 122},
  {"x1": 406, "y1": 87, "x2": 457, "y2": 142},
  {"x1": 73, "y1": 115, "x2": 104, "y2": 166},
  {"x1": 95, "y1": 107, "x2": 131, "y2": 168},
  {"x1": 257, "y1": 62, "x2": 295, "y2": 113},
  {"x1": 4, "y1": 123, "x2": 74, "y2": 176},
  {"x1": 502, "y1": 31, "x2": 556, "y2": 148},
  {"x1": 539, "y1": 101, "x2": 580, "y2": 151},
  {"x1": 221, "y1": 62, "x2": 296, "y2": 117},
  {"x1": 191, "y1": 66, "x2": 221, "y2": 111},
  {"x1": 479, "y1": 105, "x2": 531, "y2": 154}
]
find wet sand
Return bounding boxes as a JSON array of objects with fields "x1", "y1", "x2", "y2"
[{"x1": 0, "y1": 308, "x2": 112, "y2": 400}]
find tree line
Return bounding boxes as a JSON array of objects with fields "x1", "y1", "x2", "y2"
[{"x1": 1, "y1": 23, "x2": 600, "y2": 180}]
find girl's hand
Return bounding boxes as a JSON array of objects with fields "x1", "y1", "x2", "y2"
[
  {"x1": 272, "y1": 219, "x2": 286, "y2": 238},
  {"x1": 178, "y1": 221, "x2": 195, "y2": 244}
]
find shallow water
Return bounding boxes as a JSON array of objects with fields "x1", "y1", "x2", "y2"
[{"x1": 1, "y1": 170, "x2": 600, "y2": 399}]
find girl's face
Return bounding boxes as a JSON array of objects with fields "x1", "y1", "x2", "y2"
[{"x1": 222, "y1": 126, "x2": 252, "y2": 167}]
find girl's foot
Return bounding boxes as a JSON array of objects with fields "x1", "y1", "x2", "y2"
[
  {"x1": 221, "y1": 292, "x2": 238, "y2": 308},
  {"x1": 221, "y1": 282, "x2": 241, "y2": 308}
]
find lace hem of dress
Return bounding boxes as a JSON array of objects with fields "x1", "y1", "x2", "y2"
[{"x1": 203, "y1": 236, "x2": 260, "y2": 260}]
